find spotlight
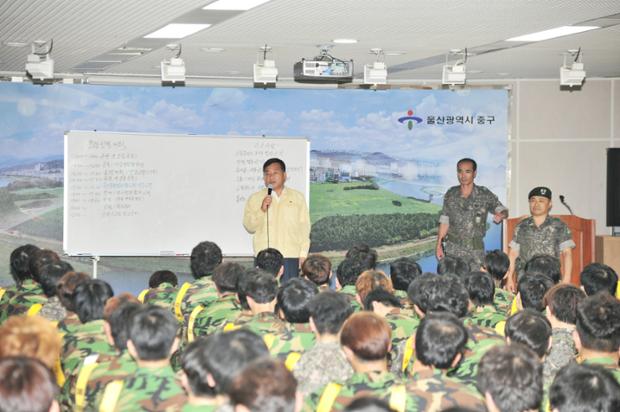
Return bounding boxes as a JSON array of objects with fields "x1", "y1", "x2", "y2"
[
  {"x1": 253, "y1": 45, "x2": 278, "y2": 88},
  {"x1": 25, "y1": 40, "x2": 54, "y2": 81},
  {"x1": 161, "y1": 44, "x2": 185, "y2": 86},
  {"x1": 442, "y1": 49, "x2": 467, "y2": 86},
  {"x1": 560, "y1": 48, "x2": 585, "y2": 87},
  {"x1": 363, "y1": 49, "x2": 387, "y2": 85}
]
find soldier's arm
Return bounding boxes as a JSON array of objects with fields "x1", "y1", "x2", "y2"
[
  {"x1": 560, "y1": 249, "x2": 572, "y2": 284},
  {"x1": 486, "y1": 189, "x2": 508, "y2": 223},
  {"x1": 436, "y1": 223, "x2": 449, "y2": 260},
  {"x1": 506, "y1": 246, "x2": 519, "y2": 293}
]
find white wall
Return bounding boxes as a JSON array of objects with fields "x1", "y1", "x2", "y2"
[{"x1": 509, "y1": 78, "x2": 619, "y2": 235}]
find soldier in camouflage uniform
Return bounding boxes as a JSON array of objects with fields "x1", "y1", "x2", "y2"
[
  {"x1": 462, "y1": 271, "x2": 507, "y2": 329},
  {"x1": 139, "y1": 269, "x2": 178, "y2": 308},
  {"x1": 436, "y1": 158, "x2": 508, "y2": 268},
  {"x1": 507, "y1": 187, "x2": 575, "y2": 289},
  {"x1": 99, "y1": 306, "x2": 186, "y2": 411},
  {"x1": 0, "y1": 244, "x2": 40, "y2": 320},
  {"x1": 481, "y1": 250, "x2": 515, "y2": 314},
  {"x1": 549, "y1": 363, "x2": 620, "y2": 411},
  {"x1": 38, "y1": 260, "x2": 74, "y2": 322}
]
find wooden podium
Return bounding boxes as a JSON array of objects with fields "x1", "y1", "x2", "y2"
[{"x1": 503, "y1": 215, "x2": 595, "y2": 285}]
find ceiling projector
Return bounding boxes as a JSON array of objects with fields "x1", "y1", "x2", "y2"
[{"x1": 294, "y1": 47, "x2": 353, "y2": 83}]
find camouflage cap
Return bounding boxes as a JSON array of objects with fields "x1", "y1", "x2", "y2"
[{"x1": 528, "y1": 187, "x2": 551, "y2": 200}]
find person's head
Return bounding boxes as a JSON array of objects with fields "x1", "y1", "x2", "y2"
[
  {"x1": 483, "y1": 250, "x2": 510, "y2": 283},
  {"x1": 308, "y1": 291, "x2": 354, "y2": 336},
  {"x1": 202, "y1": 329, "x2": 270, "y2": 395},
  {"x1": 524, "y1": 254, "x2": 561, "y2": 284},
  {"x1": 477, "y1": 344, "x2": 543, "y2": 412},
  {"x1": 337, "y1": 258, "x2": 368, "y2": 287},
  {"x1": 256, "y1": 248, "x2": 284, "y2": 277},
  {"x1": 340, "y1": 312, "x2": 391, "y2": 362},
  {"x1": 345, "y1": 244, "x2": 378, "y2": 269},
  {"x1": 355, "y1": 270, "x2": 393, "y2": 303},
  {"x1": 127, "y1": 305, "x2": 179, "y2": 362},
  {"x1": 0, "y1": 315, "x2": 61, "y2": 370},
  {"x1": 0, "y1": 357, "x2": 59, "y2": 412},
  {"x1": 236, "y1": 268, "x2": 263, "y2": 310},
  {"x1": 242, "y1": 271, "x2": 278, "y2": 309},
  {"x1": 549, "y1": 363, "x2": 620, "y2": 412},
  {"x1": 148, "y1": 270, "x2": 177, "y2": 288},
  {"x1": 504, "y1": 309, "x2": 552, "y2": 359},
  {"x1": 528, "y1": 187, "x2": 553, "y2": 218},
  {"x1": 56, "y1": 271, "x2": 91, "y2": 312},
  {"x1": 415, "y1": 312, "x2": 468, "y2": 369},
  {"x1": 180, "y1": 337, "x2": 216, "y2": 398},
  {"x1": 73, "y1": 279, "x2": 114, "y2": 323},
  {"x1": 229, "y1": 359, "x2": 298, "y2": 412},
  {"x1": 389, "y1": 257, "x2": 422, "y2": 291},
  {"x1": 408, "y1": 274, "x2": 469, "y2": 318},
  {"x1": 38, "y1": 260, "x2": 74, "y2": 298},
  {"x1": 363, "y1": 288, "x2": 402, "y2": 312},
  {"x1": 29, "y1": 249, "x2": 60, "y2": 283},
  {"x1": 213, "y1": 262, "x2": 245, "y2": 293},
  {"x1": 575, "y1": 293, "x2": 620, "y2": 354},
  {"x1": 9, "y1": 244, "x2": 39, "y2": 285},
  {"x1": 456, "y1": 158, "x2": 477, "y2": 185},
  {"x1": 104, "y1": 296, "x2": 142, "y2": 351},
  {"x1": 301, "y1": 254, "x2": 332, "y2": 286},
  {"x1": 543, "y1": 284, "x2": 586, "y2": 325},
  {"x1": 344, "y1": 397, "x2": 395, "y2": 412},
  {"x1": 463, "y1": 271, "x2": 495, "y2": 306},
  {"x1": 437, "y1": 255, "x2": 470, "y2": 277},
  {"x1": 580, "y1": 263, "x2": 618, "y2": 296},
  {"x1": 263, "y1": 158, "x2": 287, "y2": 193},
  {"x1": 276, "y1": 278, "x2": 318, "y2": 323},
  {"x1": 518, "y1": 273, "x2": 554, "y2": 312},
  {"x1": 190, "y1": 241, "x2": 223, "y2": 279}
]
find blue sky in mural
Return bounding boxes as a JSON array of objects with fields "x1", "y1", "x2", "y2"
[{"x1": 0, "y1": 83, "x2": 507, "y2": 195}]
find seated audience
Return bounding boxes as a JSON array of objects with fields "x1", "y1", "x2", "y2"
[
  {"x1": 579, "y1": 262, "x2": 618, "y2": 297},
  {"x1": 463, "y1": 271, "x2": 507, "y2": 329},
  {"x1": 504, "y1": 309, "x2": 552, "y2": 359},
  {"x1": 355, "y1": 269, "x2": 394, "y2": 306},
  {"x1": 549, "y1": 363, "x2": 620, "y2": 412},
  {"x1": 0, "y1": 356, "x2": 59, "y2": 412},
  {"x1": 389, "y1": 257, "x2": 422, "y2": 302},
  {"x1": 139, "y1": 269, "x2": 179, "y2": 307},
  {"x1": 38, "y1": 260, "x2": 74, "y2": 321},
  {"x1": 437, "y1": 255, "x2": 470, "y2": 277},
  {"x1": 523, "y1": 254, "x2": 561, "y2": 284},
  {"x1": 256, "y1": 247, "x2": 285, "y2": 278},
  {"x1": 56, "y1": 271, "x2": 91, "y2": 330},
  {"x1": 516, "y1": 273, "x2": 554, "y2": 312},
  {"x1": 301, "y1": 254, "x2": 334, "y2": 290},
  {"x1": 482, "y1": 250, "x2": 514, "y2": 313},
  {"x1": 0, "y1": 315, "x2": 61, "y2": 371}
]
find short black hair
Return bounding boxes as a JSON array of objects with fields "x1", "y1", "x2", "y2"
[
  {"x1": 301, "y1": 254, "x2": 332, "y2": 286},
  {"x1": 549, "y1": 363, "x2": 620, "y2": 412},
  {"x1": 518, "y1": 273, "x2": 554, "y2": 312},
  {"x1": 255, "y1": 248, "x2": 284, "y2": 277},
  {"x1": 580, "y1": 263, "x2": 618, "y2": 296},
  {"x1": 483, "y1": 250, "x2": 509, "y2": 281},
  {"x1": 148, "y1": 270, "x2": 178, "y2": 288},
  {"x1": 389, "y1": 257, "x2": 422, "y2": 291},
  {"x1": 524, "y1": 254, "x2": 561, "y2": 284},
  {"x1": 504, "y1": 309, "x2": 552, "y2": 358},
  {"x1": 477, "y1": 344, "x2": 543, "y2": 412},
  {"x1": 363, "y1": 288, "x2": 402, "y2": 311},
  {"x1": 29, "y1": 249, "x2": 60, "y2": 283},
  {"x1": 0, "y1": 356, "x2": 58, "y2": 412},
  {"x1": 181, "y1": 337, "x2": 216, "y2": 398},
  {"x1": 190, "y1": 241, "x2": 223, "y2": 279},
  {"x1": 345, "y1": 244, "x2": 378, "y2": 269},
  {"x1": 457, "y1": 158, "x2": 477, "y2": 172},
  {"x1": 575, "y1": 293, "x2": 620, "y2": 353},
  {"x1": 543, "y1": 284, "x2": 586, "y2": 325},
  {"x1": 337, "y1": 258, "x2": 369, "y2": 287},
  {"x1": 202, "y1": 329, "x2": 269, "y2": 394},
  {"x1": 74, "y1": 279, "x2": 114, "y2": 323},
  {"x1": 276, "y1": 278, "x2": 318, "y2": 323},
  {"x1": 108, "y1": 301, "x2": 142, "y2": 350},
  {"x1": 39, "y1": 260, "x2": 74, "y2": 297},
  {"x1": 236, "y1": 268, "x2": 265, "y2": 310},
  {"x1": 416, "y1": 312, "x2": 468, "y2": 369},
  {"x1": 263, "y1": 158, "x2": 286, "y2": 172},
  {"x1": 9, "y1": 244, "x2": 39, "y2": 285},
  {"x1": 129, "y1": 305, "x2": 179, "y2": 361},
  {"x1": 463, "y1": 271, "x2": 495, "y2": 306},
  {"x1": 344, "y1": 397, "x2": 395, "y2": 412},
  {"x1": 213, "y1": 262, "x2": 245, "y2": 293},
  {"x1": 408, "y1": 274, "x2": 469, "y2": 318},
  {"x1": 308, "y1": 291, "x2": 354, "y2": 335},
  {"x1": 437, "y1": 255, "x2": 470, "y2": 277},
  {"x1": 242, "y1": 271, "x2": 278, "y2": 304}
]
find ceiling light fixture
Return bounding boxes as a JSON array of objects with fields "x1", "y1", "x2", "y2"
[
  {"x1": 144, "y1": 23, "x2": 211, "y2": 39},
  {"x1": 332, "y1": 38, "x2": 357, "y2": 44},
  {"x1": 161, "y1": 44, "x2": 186, "y2": 86},
  {"x1": 363, "y1": 48, "x2": 387, "y2": 86},
  {"x1": 560, "y1": 48, "x2": 586, "y2": 87},
  {"x1": 203, "y1": 0, "x2": 271, "y2": 10},
  {"x1": 506, "y1": 26, "x2": 599, "y2": 42},
  {"x1": 253, "y1": 44, "x2": 278, "y2": 88},
  {"x1": 25, "y1": 39, "x2": 54, "y2": 82},
  {"x1": 202, "y1": 47, "x2": 225, "y2": 53},
  {"x1": 442, "y1": 49, "x2": 467, "y2": 86}
]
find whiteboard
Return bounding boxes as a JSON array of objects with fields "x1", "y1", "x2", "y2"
[{"x1": 63, "y1": 131, "x2": 309, "y2": 256}]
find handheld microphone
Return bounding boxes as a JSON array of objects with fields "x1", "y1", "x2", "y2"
[
  {"x1": 559, "y1": 195, "x2": 574, "y2": 215},
  {"x1": 267, "y1": 184, "x2": 273, "y2": 196}
]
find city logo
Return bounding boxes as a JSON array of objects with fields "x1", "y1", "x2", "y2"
[{"x1": 398, "y1": 109, "x2": 423, "y2": 130}]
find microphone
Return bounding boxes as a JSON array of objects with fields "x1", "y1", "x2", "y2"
[
  {"x1": 267, "y1": 184, "x2": 273, "y2": 196},
  {"x1": 559, "y1": 195, "x2": 574, "y2": 215}
]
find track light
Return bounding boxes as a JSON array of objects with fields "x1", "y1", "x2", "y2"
[
  {"x1": 363, "y1": 48, "x2": 387, "y2": 85},
  {"x1": 25, "y1": 40, "x2": 54, "y2": 81},
  {"x1": 442, "y1": 49, "x2": 467, "y2": 86},
  {"x1": 253, "y1": 45, "x2": 278, "y2": 88},
  {"x1": 161, "y1": 44, "x2": 185, "y2": 86},
  {"x1": 560, "y1": 48, "x2": 585, "y2": 87}
]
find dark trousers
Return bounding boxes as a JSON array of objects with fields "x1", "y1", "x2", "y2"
[{"x1": 281, "y1": 258, "x2": 300, "y2": 283}]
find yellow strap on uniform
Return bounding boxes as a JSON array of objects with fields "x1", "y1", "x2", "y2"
[
  {"x1": 27, "y1": 303, "x2": 43, "y2": 316},
  {"x1": 316, "y1": 382, "x2": 342, "y2": 412},
  {"x1": 615, "y1": 282, "x2": 620, "y2": 299},
  {"x1": 223, "y1": 322, "x2": 240, "y2": 332},
  {"x1": 137, "y1": 289, "x2": 149, "y2": 303},
  {"x1": 173, "y1": 282, "x2": 192, "y2": 321},
  {"x1": 0, "y1": 287, "x2": 6, "y2": 301},
  {"x1": 510, "y1": 296, "x2": 520, "y2": 315},
  {"x1": 54, "y1": 356, "x2": 66, "y2": 387},
  {"x1": 285, "y1": 352, "x2": 302, "y2": 371},
  {"x1": 402, "y1": 336, "x2": 415, "y2": 373},
  {"x1": 389, "y1": 384, "x2": 407, "y2": 412},
  {"x1": 99, "y1": 380, "x2": 124, "y2": 412},
  {"x1": 75, "y1": 362, "x2": 100, "y2": 410},
  {"x1": 263, "y1": 333, "x2": 276, "y2": 350},
  {"x1": 187, "y1": 305, "x2": 205, "y2": 343},
  {"x1": 495, "y1": 320, "x2": 507, "y2": 336}
]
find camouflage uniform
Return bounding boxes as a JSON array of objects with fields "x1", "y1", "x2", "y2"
[
  {"x1": 439, "y1": 184, "x2": 507, "y2": 267},
  {"x1": 0, "y1": 284, "x2": 18, "y2": 319},
  {"x1": 0, "y1": 279, "x2": 47, "y2": 322},
  {"x1": 494, "y1": 288, "x2": 514, "y2": 315},
  {"x1": 189, "y1": 293, "x2": 242, "y2": 340},
  {"x1": 464, "y1": 304, "x2": 507, "y2": 330},
  {"x1": 306, "y1": 369, "x2": 485, "y2": 411},
  {"x1": 509, "y1": 216, "x2": 575, "y2": 271},
  {"x1": 182, "y1": 403, "x2": 218, "y2": 412},
  {"x1": 101, "y1": 364, "x2": 187, "y2": 411},
  {"x1": 40, "y1": 295, "x2": 67, "y2": 322},
  {"x1": 61, "y1": 319, "x2": 118, "y2": 381},
  {"x1": 58, "y1": 312, "x2": 82, "y2": 334},
  {"x1": 543, "y1": 328, "x2": 577, "y2": 388},
  {"x1": 140, "y1": 282, "x2": 179, "y2": 309},
  {"x1": 339, "y1": 285, "x2": 362, "y2": 311},
  {"x1": 385, "y1": 308, "x2": 420, "y2": 373},
  {"x1": 293, "y1": 341, "x2": 354, "y2": 396},
  {"x1": 582, "y1": 357, "x2": 620, "y2": 385},
  {"x1": 181, "y1": 277, "x2": 220, "y2": 320}
]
